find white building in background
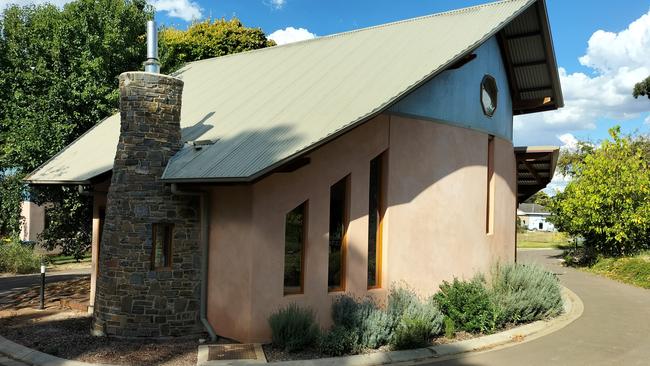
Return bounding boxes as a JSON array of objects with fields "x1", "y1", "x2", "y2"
[
  {"x1": 517, "y1": 203, "x2": 556, "y2": 232},
  {"x1": 19, "y1": 200, "x2": 46, "y2": 242}
]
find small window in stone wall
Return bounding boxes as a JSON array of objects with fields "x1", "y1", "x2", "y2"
[{"x1": 151, "y1": 223, "x2": 173, "y2": 270}]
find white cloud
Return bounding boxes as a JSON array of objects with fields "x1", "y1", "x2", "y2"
[
  {"x1": 542, "y1": 132, "x2": 580, "y2": 195},
  {"x1": 544, "y1": 172, "x2": 570, "y2": 196},
  {"x1": 150, "y1": 0, "x2": 202, "y2": 22},
  {"x1": 0, "y1": 0, "x2": 72, "y2": 8},
  {"x1": 268, "y1": 27, "x2": 316, "y2": 45},
  {"x1": 645, "y1": 114, "x2": 650, "y2": 124},
  {"x1": 266, "y1": 0, "x2": 286, "y2": 10},
  {"x1": 514, "y1": 9, "x2": 650, "y2": 146},
  {"x1": 557, "y1": 133, "x2": 578, "y2": 150}
]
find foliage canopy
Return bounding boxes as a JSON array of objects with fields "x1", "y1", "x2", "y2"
[
  {"x1": 633, "y1": 76, "x2": 650, "y2": 100},
  {"x1": 548, "y1": 127, "x2": 650, "y2": 256},
  {"x1": 159, "y1": 18, "x2": 276, "y2": 73},
  {"x1": 0, "y1": 1, "x2": 274, "y2": 256}
]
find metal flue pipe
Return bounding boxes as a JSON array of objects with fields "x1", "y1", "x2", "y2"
[{"x1": 144, "y1": 20, "x2": 161, "y2": 73}]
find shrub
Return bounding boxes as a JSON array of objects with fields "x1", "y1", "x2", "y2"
[
  {"x1": 387, "y1": 285, "x2": 418, "y2": 328},
  {"x1": 443, "y1": 317, "x2": 455, "y2": 339},
  {"x1": 331, "y1": 295, "x2": 364, "y2": 328},
  {"x1": 434, "y1": 277, "x2": 499, "y2": 334},
  {"x1": 389, "y1": 298, "x2": 444, "y2": 350},
  {"x1": 319, "y1": 326, "x2": 358, "y2": 356},
  {"x1": 490, "y1": 263, "x2": 563, "y2": 325},
  {"x1": 588, "y1": 252, "x2": 650, "y2": 289},
  {"x1": 268, "y1": 304, "x2": 319, "y2": 352},
  {"x1": 331, "y1": 295, "x2": 392, "y2": 349},
  {"x1": 0, "y1": 239, "x2": 41, "y2": 274},
  {"x1": 359, "y1": 304, "x2": 392, "y2": 349}
]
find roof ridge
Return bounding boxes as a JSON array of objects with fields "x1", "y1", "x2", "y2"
[{"x1": 174, "y1": 0, "x2": 531, "y2": 71}]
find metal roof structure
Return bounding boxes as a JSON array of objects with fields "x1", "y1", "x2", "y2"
[
  {"x1": 26, "y1": 0, "x2": 563, "y2": 184},
  {"x1": 514, "y1": 146, "x2": 559, "y2": 203}
]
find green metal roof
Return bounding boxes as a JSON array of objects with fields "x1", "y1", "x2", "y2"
[{"x1": 27, "y1": 0, "x2": 561, "y2": 184}]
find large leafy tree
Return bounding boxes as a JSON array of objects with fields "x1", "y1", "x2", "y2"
[
  {"x1": 0, "y1": 0, "x2": 152, "y2": 171},
  {"x1": 0, "y1": 0, "x2": 152, "y2": 251},
  {"x1": 548, "y1": 127, "x2": 650, "y2": 256},
  {"x1": 0, "y1": 1, "x2": 275, "y2": 255},
  {"x1": 159, "y1": 18, "x2": 276, "y2": 73}
]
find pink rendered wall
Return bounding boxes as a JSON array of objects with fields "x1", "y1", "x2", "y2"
[
  {"x1": 205, "y1": 113, "x2": 516, "y2": 343},
  {"x1": 206, "y1": 185, "x2": 255, "y2": 341},
  {"x1": 386, "y1": 115, "x2": 516, "y2": 295}
]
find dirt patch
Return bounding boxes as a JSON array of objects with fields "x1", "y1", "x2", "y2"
[{"x1": 0, "y1": 278, "x2": 202, "y2": 366}]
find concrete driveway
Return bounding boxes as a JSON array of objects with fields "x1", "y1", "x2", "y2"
[{"x1": 421, "y1": 249, "x2": 650, "y2": 366}]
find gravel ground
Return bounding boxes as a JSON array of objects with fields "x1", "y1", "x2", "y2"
[{"x1": 0, "y1": 278, "x2": 202, "y2": 366}]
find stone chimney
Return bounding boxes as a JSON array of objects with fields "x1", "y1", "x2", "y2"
[{"x1": 92, "y1": 72, "x2": 203, "y2": 337}]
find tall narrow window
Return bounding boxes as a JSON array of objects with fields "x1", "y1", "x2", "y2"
[
  {"x1": 486, "y1": 136, "x2": 495, "y2": 234},
  {"x1": 328, "y1": 176, "x2": 349, "y2": 292},
  {"x1": 284, "y1": 202, "x2": 307, "y2": 295},
  {"x1": 368, "y1": 152, "x2": 387, "y2": 289},
  {"x1": 151, "y1": 223, "x2": 173, "y2": 269}
]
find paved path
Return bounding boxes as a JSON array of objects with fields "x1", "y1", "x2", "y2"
[
  {"x1": 0, "y1": 268, "x2": 90, "y2": 300},
  {"x1": 0, "y1": 269, "x2": 90, "y2": 366},
  {"x1": 423, "y1": 249, "x2": 650, "y2": 366}
]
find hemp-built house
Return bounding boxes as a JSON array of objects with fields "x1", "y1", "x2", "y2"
[{"x1": 26, "y1": 0, "x2": 562, "y2": 342}]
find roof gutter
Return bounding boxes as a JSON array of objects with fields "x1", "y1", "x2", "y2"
[{"x1": 170, "y1": 183, "x2": 217, "y2": 342}]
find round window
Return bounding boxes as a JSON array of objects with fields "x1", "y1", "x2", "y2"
[{"x1": 481, "y1": 75, "x2": 498, "y2": 117}]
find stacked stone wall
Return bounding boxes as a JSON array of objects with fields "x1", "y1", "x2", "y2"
[{"x1": 93, "y1": 72, "x2": 203, "y2": 337}]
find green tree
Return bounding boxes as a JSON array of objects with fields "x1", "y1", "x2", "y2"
[
  {"x1": 0, "y1": 0, "x2": 153, "y2": 254},
  {"x1": 0, "y1": 1, "x2": 276, "y2": 256},
  {"x1": 0, "y1": 171, "x2": 25, "y2": 238},
  {"x1": 0, "y1": 0, "x2": 152, "y2": 171},
  {"x1": 524, "y1": 191, "x2": 551, "y2": 207},
  {"x1": 556, "y1": 141, "x2": 595, "y2": 177},
  {"x1": 548, "y1": 127, "x2": 650, "y2": 256},
  {"x1": 633, "y1": 76, "x2": 650, "y2": 99},
  {"x1": 159, "y1": 18, "x2": 276, "y2": 73}
]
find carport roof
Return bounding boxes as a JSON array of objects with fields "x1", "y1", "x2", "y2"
[{"x1": 515, "y1": 146, "x2": 559, "y2": 203}]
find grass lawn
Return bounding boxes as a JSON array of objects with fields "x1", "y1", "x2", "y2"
[
  {"x1": 586, "y1": 252, "x2": 650, "y2": 289},
  {"x1": 517, "y1": 231, "x2": 572, "y2": 249},
  {"x1": 48, "y1": 253, "x2": 91, "y2": 265}
]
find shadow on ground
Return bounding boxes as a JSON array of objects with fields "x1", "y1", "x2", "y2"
[{"x1": 0, "y1": 312, "x2": 200, "y2": 366}]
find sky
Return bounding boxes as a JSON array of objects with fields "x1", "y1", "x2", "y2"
[{"x1": 2, "y1": 0, "x2": 650, "y2": 190}]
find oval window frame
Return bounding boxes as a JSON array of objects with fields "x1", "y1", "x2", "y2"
[{"x1": 480, "y1": 75, "x2": 498, "y2": 117}]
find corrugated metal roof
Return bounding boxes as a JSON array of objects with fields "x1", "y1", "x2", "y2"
[
  {"x1": 514, "y1": 146, "x2": 559, "y2": 203},
  {"x1": 27, "y1": 0, "x2": 559, "y2": 184}
]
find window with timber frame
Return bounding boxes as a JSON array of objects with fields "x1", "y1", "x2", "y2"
[
  {"x1": 284, "y1": 202, "x2": 307, "y2": 295},
  {"x1": 328, "y1": 175, "x2": 349, "y2": 292},
  {"x1": 368, "y1": 151, "x2": 387, "y2": 289}
]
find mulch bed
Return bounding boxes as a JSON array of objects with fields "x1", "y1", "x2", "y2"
[{"x1": 0, "y1": 278, "x2": 202, "y2": 366}]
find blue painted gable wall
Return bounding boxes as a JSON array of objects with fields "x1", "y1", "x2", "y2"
[{"x1": 389, "y1": 36, "x2": 513, "y2": 141}]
